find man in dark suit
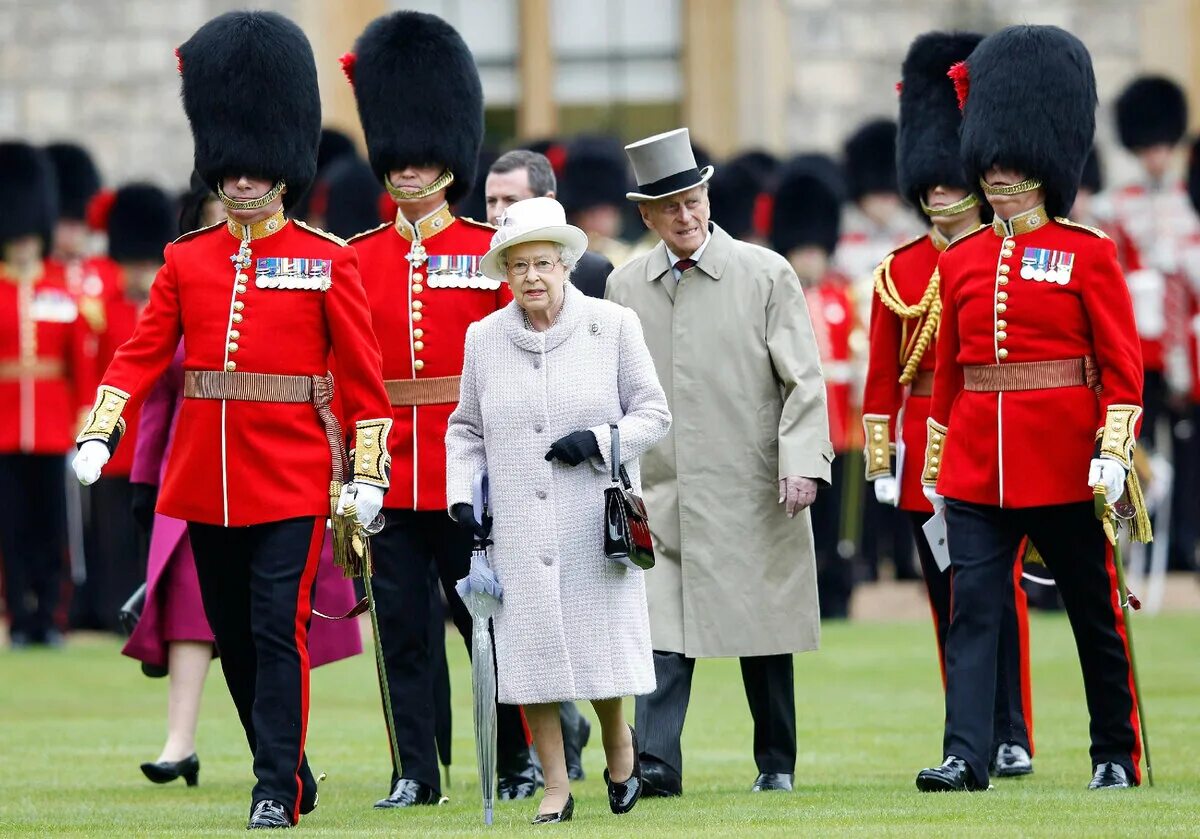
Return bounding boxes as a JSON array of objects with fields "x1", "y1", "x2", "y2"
[{"x1": 485, "y1": 150, "x2": 613, "y2": 298}]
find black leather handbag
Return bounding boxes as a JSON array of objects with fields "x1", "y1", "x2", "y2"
[
  {"x1": 604, "y1": 424, "x2": 655, "y2": 571},
  {"x1": 117, "y1": 583, "x2": 147, "y2": 637}
]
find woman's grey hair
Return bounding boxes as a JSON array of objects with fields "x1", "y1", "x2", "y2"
[{"x1": 498, "y1": 241, "x2": 580, "y2": 278}]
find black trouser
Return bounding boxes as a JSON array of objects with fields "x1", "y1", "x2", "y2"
[
  {"x1": 189, "y1": 517, "x2": 324, "y2": 823},
  {"x1": 813, "y1": 456, "x2": 854, "y2": 619},
  {"x1": 862, "y1": 486, "x2": 918, "y2": 581},
  {"x1": 909, "y1": 512, "x2": 1032, "y2": 755},
  {"x1": 942, "y1": 499, "x2": 1140, "y2": 785},
  {"x1": 1141, "y1": 370, "x2": 1197, "y2": 571},
  {"x1": 636, "y1": 650, "x2": 796, "y2": 778},
  {"x1": 71, "y1": 475, "x2": 148, "y2": 632},
  {"x1": 371, "y1": 509, "x2": 528, "y2": 793},
  {"x1": 0, "y1": 453, "x2": 67, "y2": 642}
]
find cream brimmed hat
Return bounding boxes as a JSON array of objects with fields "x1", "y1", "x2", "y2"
[
  {"x1": 624, "y1": 127, "x2": 714, "y2": 201},
  {"x1": 479, "y1": 197, "x2": 589, "y2": 281}
]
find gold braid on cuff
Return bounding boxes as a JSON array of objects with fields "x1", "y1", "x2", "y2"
[
  {"x1": 352, "y1": 418, "x2": 393, "y2": 488},
  {"x1": 920, "y1": 193, "x2": 979, "y2": 218},
  {"x1": 77, "y1": 385, "x2": 130, "y2": 448},
  {"x1": 922, "y1": 419, "x2": 948, "y2": 486},
  {"x1": 979, "y1": 176, "x2": 1043, "y2": 196},
  {"x1": 384, "y1": 169, "x2": 455, "y2": 202},
  {"x1": 1100, "y1": 404, "x2": 1141, "y2": 469},
  {"x1": 217, "y1": 180, "x2": 287, "y2": 211},
  {"x1": 863, "y1": 414, "x2": 893, "y2": 480}
]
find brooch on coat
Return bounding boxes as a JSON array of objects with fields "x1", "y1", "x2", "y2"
[
  {"x1": 1021, "y1": 247, "x2": 1074, "y2": 286},
  {"x1": 254, "y1": 257, "x2": 333, "y2": 291}
]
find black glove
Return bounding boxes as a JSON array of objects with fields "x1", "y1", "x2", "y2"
[
  {"x1": 545, "y1": 430, "x2": 600, "y2": 466},
  {"x1": 451, "y1": 503, "x2": 491, "y2": 539},
  {"x1": 130, "y1": 482, "x2": 158, "y2": 535}
]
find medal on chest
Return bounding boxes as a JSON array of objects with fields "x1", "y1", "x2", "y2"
[{"x1": 1020, "y1": 247, "x2": 1074, "y2": 286}]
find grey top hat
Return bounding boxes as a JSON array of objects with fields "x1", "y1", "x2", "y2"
[{"x1": 624, "y1": 128, "x2": 715, "y2": 202}]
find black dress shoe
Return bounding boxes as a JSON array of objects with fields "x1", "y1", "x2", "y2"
[
  {"x1": 991, "y1": 743, "x2": 1033, "y2": 777},
  {"x1": 247, "y1": 799, "x2": 292, "y2": 829},
  {"x1": 498, "y1": 760, "x2": 544, "y2": 801},
  {"x1": 373, "y1": 778, "x2": 441, "y2": 809},
  {"x1": 639, "y1": 757, "x2": 682, "y2": 797},
  {"x1": 1088, "y1": 762, "x2": 1131, "y2": 789},
  {"x1": 604, "y1": 725, "x2": 643, "y2": 814},
  {"x1": 751, "y1": 772, "x2": 794, "y2": 792},
  {"x1": 916, "y1": 756, "x2": 986, "y2": 792},
  {"x1": 140, "y1": 753, "x2": 199, "y2": 786},
  {"x1": 531, "y1": 794, "x2": 574, "y2": 825},
  {"x1": 565, "y1": 715, "x2": 591, "y2": 781},
  {"x1": 299, "y1": 771, "x2": 325, "y2": 815}
]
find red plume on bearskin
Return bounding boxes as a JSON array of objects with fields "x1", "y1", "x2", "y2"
[
  {"x1": 753, "y1": 191, "x2": 774, "y2": 239},
  {"x1": 174, "y1": 46, "x2": 183, "y2": 75},
  {"x1": 86, "y1": 188, "x2": 117, "y2": 232},
  {"x1": 949, "y1": 61, "x2": 969, "y2": 110},
  {"x1": 339, "y1": 52, "x2": 356, "y2": 86},
  {"x1": 895, "y1": 81, "x2": 903, "y2": 95}
]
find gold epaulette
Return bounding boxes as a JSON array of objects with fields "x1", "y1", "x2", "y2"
[
  {"x1": 1054, "y1": 217, "x2": 1110, "y2": 239},
  {"x1": 458, "y1": 216, "x2": 498, "y2": 231},
  {"x1": 295, "y1": 219, "x2": 348, "y2": 247},
  {"x1": 171, "y1": 220, "x2": 224, "y2": 244},
  {"x1": 943, "y1": 223, "x2": 988, "y2": 252},
  {"x1": 347, "y1": 221, "x2": 391, "y2": 244}
]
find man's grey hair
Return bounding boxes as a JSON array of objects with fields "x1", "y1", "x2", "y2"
[
  {"x1": 498, "y1": 242, "x2": 579, "y2": 278},
  {"x1": 490, "y1": 150, "x2": 557, "y2": 197}
]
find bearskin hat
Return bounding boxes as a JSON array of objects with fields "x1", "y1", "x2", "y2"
[
  {"x1": 770, "y1": 154, "x2": 845, "y2": 256},
  {"x1": 0, "y1": 142, "x2": 59, "y2": 252},
  {"x1": 558, "y1": 135, "x2": 631, "y2": 215},
  {"x1": 178, "y1": 11, "x2": 320, "y2": 211},
  {"x1": 178, "y1": 171, "x2": 219, "y2": 235},
  {"x1": 1186, "y1": 136, "x2": 1200, "y2": 216},
  {"x1": 896, "y1": 32, "x2": 984, "y2": 212},
  {"x1": 1080, "y1": 147, "x2": 1103, "y2": 195},
  {"x1": 45, "y1": 143, "x2": 101, "y2": 222},
  {"x1": 347, "y1": 11, "x2": 483, "y2": 205},
  {"x1": 843, "y1": 119, "x2": 900, "y2": 201},
  {"x1": 321, "y1": 156, "x2": 385, "y2": 240},
  {"x1": 1116, "y1": 76, "x2": 1188, "y2": 151},
  {"x1": 709, "y1": 153, "x2": 771, "y2": 240},
  {"x1": 106, "y1": 183, "x2": 176, "y2": 264},
  {"x1": 959, "y1": 25, "x2": 1096, "y2": 219}
]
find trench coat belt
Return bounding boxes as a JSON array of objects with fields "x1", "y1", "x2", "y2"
[
  {"x1": 0, "y1": 359, "x2": 66, "y2": 380},
  {"x1": 909, "y1": 370, "x2": 935, "y2": 397},
  {"x1": 183, "y1": 369, "x2": 347, "y2": 482},
  {"x1": 962, "y1": 356, "x2": 1100, "y2": 393},
  {"x1": 384, "y1": 375, "x2": 461, "y2": 406}
]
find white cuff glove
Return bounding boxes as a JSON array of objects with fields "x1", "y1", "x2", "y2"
[
  {"x1": 337, "y1": 482, "x2": 385, "y2": 528},
  {"x1": 1088, "y1": 457, "x2": 1127, "y2": 503},
  {"x1": 922, "y1": 483, "x2": 945, "y2": 514},
  {"x1": 874, "y1": 476, "x2": 899, "y2": 506},
  {"x1": 72, "y1": 441, "x2": 110, "y2": 486}
]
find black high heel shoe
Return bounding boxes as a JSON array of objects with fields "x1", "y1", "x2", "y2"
[
  {"x1": 604, "y1": 725, "x2": 643, "y2": 815},
  {"x1": 531, "y1": 793, "x2": 574, "y2": 824},
  {"x1": 140, "y1": 753, "x2": 200, "y2": 786}
]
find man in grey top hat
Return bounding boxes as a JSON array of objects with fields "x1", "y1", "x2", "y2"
[{"x1": 605, "y1": 128, "x2": 832, "y2": 795}]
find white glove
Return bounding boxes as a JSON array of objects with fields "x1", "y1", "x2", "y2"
[
  {"x1": 922, "y1": 483, "x2": 945, "y2": 513},
  {"x1": 873, "y1": 476, "x2": 899, "y2": 506},
  {"x1": 337, "y1": 482, "x2": 385, "y2": 528},
  {"x1": 72, "y1": 441, "x2": 110, "y2": 486},
  {"x1": 1088, "y1": 457, "x2": 1127, "y2": 503}
]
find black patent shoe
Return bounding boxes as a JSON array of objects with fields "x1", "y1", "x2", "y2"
[
  {"x1": 140, "y1": 753, "x2": 199, "y2": 786},
  {"x1": 751, "y1": 772, "x2": 794, "y2": 792},
  {"x1": 531, "y1": 794, "x2": 575, "y2": 825},
  {"x1": 248, "y1": 799, "x2": 292, "y2": 829},
  {"x1": 1088, "y1": 762, "x2": 1131, "y2": 790},
  {"x1": 639, "y1": 758, "x2": 682, "y2": 797},
  {"x1": 991, "y1": 743, "x2": 1033, "y2": 777},
  {"x1": 373, "y1": 778, "x2": 441, "y2": 808},
  {"x1": 604, "y1": 725, "x2": 643, "y2": 814},
  {"x1": 498, "y1": 760, "x2": 543, "y2": 801},
  {"x1": 916, "y1": 756, "x2": 987, "y2": 792}
]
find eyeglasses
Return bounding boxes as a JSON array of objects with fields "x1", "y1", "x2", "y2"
[{"x1": 507, "y1": 258, "x2": 562, "y2": 277}]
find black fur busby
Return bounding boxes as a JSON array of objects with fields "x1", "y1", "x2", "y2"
[
  {"x1": 843, "y1": 119, "x2": 899, "y2": 201},
  {"x1": 1186, "y1": 136, "x2": 1200, "y2": 215},
  {"x1": 959, "y1": 25, "x2": 1096, "y2": 218},
  {"x1": 178, "y1": 11, "x2": 320, "y2": 211},
  {"x1": 709, "y1": 154, "x2": 768, "y2": 240},
  {"x1": 770, "y1": 154, "x2": 846, "y2": 256},
  {"x1": 558, "y1": 135, "x2": 631, "y2": 215},
  {"x1": 318, "y1": 129, "x2": 357, "y2": 172},
  {"x1": 897, "y1": 31, "x2": 984, "y2": 211},
  {"x1": 107, "y1": 183, "x2": 176, "y2": 264},
  {"x1": 321, "y1": 156, "x2": 385, "y2": 240},
  {"x1": 178, "y1": 171, "x2": 218, "y2": 234},
  {"x1": 347, "y1": 12, "x2": 483, "y2": 205},
  {"x1": 45, "y1": 143, "x2": 101, "y2": 221},
  {"x1": 1080, "y1": 147, "x2": 1103, "y2": 195},
  {"x1": 0, "y1": 142, "x2": 59, "y2": 252},
  {"x1": 1115, "y1": 76, "x2": 1188, "y2": 151}
]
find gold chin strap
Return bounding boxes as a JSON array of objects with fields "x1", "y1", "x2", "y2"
[
  {"x1": 979, "y1": 176, "x2": 1043, "y2": 197},
  {"x1": 217, "y1": 180, "x2": 287, "y2": 211},
  {"x1": 384, "y1": 169, "x2": 455, "y2": 202},
  {"x1": 921, "y1": 193, "x2": 978, "y2": 217}
]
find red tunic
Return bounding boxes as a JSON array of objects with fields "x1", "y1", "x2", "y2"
[
  {"x1": 82, "y1": 216, "x2": 392, "y2": 526},
  {"x1": 928, "y1": 208, "x2": 1143, "y2": 507},
  {"x1": 351, "y1": 204, "x2": 510, "y2": 511},
  {"x1": 805, "y1": 272, "x2": 855, "y2": 453},
  {"x1": 0, "y1": 260, "x2": 94, "y2": 454}
]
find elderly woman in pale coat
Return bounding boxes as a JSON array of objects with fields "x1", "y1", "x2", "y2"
[{"x1": 446, "y1": 197, "x2": 670, "y2": 824}]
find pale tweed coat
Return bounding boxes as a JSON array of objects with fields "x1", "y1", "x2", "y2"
[
  {"x1": 606, "y1": 223, "x2": 833, "y2": 659},
  {"x1": 445, "y1": 283, "x2": 671, "y2": 705}
]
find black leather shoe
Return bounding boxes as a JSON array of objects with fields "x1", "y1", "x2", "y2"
[
  {"x1": 604, "y1": 725, "x2": 643, "y2": 814},
  {"x1": 1088, "y1": 762, "x2": 1131, "y2": 789},
  {"x1": 751, "y1": 772, "x2": 794, "y2": 792},
  {"x1": 916, "y1": 756, "x2": 986, "y2": 792},
  {"x1": 247, "y1": 799, "x2": 292, "y2": 829},
  {"x1": 373, "y1": 778, "x2": 441, "y2": 808},
  {"x1": 565, "y1": 715, "x2": 591, "y2": 781},
  {"x1": 299, "y1": 771, "x2": 325, "y2": 815},
  {"x1": 531, "y1": 794, "x2": 574, "y2": 825},
  {"x1": 639, "y1": 758, "x2": 682, "y2": 797},
  {"x1": 140, "y1": 753, "x2": 199, "y2": 786},
  {"x1": 991, "y1": 743, "x2": 1033, "y2": 777},
  {"x1": 498, "y1": 760, "x2": 544, "y2": 801}
]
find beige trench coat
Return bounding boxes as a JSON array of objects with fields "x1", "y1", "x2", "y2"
[{"x1": 606, "y1": 224, "x2": 833, "y2": 658}]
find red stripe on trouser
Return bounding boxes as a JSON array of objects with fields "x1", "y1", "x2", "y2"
[
  {"x1": 1009, "y1": 552, "x2": 1034, "y2": 755},
  {"x1": 1101, "y1": 540, "x2": 1142, "y2": 784},
  {"x1": 924, "y1": 580, "x2": 948, "y2": 690},
  {"x1": 290, "y1": 519, "x2": 325, "y2": 824}
]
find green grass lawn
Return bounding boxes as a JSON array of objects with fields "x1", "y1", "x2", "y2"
[{"x1": 1, "y1": 611, "x2": 1197, "y2": 837}]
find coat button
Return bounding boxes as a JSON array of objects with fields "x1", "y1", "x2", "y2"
[
  {"x1": 412, "y1": 300, "x2": 423, "y2": 311},
  {"x1": 999, "y1": 265, "x2": 1010, "y2": 275},
  {"x1": 413, "y1": 340, "x2": 424, "y2": 351},
  {"x1": 414, "y1": 359, "x2": 425, "y2": 371},
  {"x1": 996, "y1": 303, "x2": 1007, "y2": 314},
  {"x1": 998, "y1": 348, "x2": 1009, "y2": 360},
  {"x1": 225, "y1": 361, "x2": 237, "y2": 372},
  {"x1": 228, "y1": 342, "x2": 239, "y2": 353},
  {"x1": 997, "y1": 291, "x2": 1009, "y2": 301},
  {"x1": 412, "y1": 283, "x2": 424, "y2": 293},
  {"x1": 534, "y1": 423, "x2": 544, "y2": 433},
  {"x1": 543, "y1": 555, "x2": 553, "y2": 567},
  {"x1": 412, "y1": 312, "x2": 423, "y2": 321},
  {"x1": 229, "y1": 330, "x2": 240, "y2": 340},
  {"x1": 996, "y1": 331, "x2": 1007, "y2": 342},
  {"x1": 996, "y1": 320, "x2": 1007, "y2": 329},
  {"x1": 533, "y1": 358, "x2": 542, "y2": 369},
  {"x1": 233, "y1": 301, "x2": 245, "y2": 312},
  {"x1": 536, "y1": 489, "x2": 547, "y2": 499},
  {"x1": 235, "y1": 284, "x2": 247, "y2": 294},
  {"x1": 232, "y1": 313, "x2": 243, "y2": 323},
  {"x1": 414, "y1": 328, "x2": 424, "y2": 338},
  {"x1": 998, "y1": 276, "x2": 1009, "y2": 286},
  {"x1": 412, "y1": 272, "x2": 424, "y2": 283}
]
